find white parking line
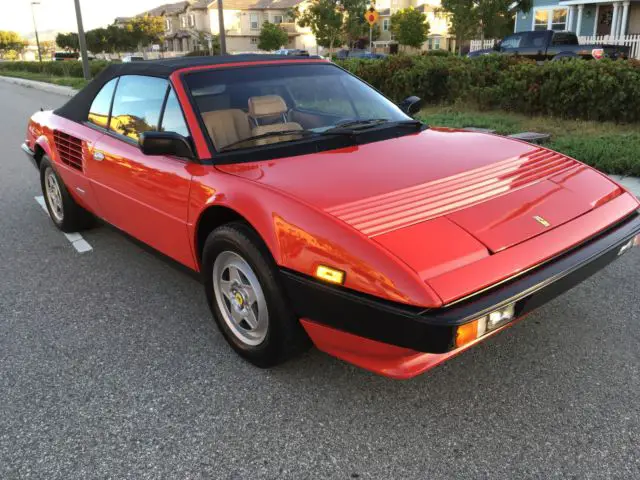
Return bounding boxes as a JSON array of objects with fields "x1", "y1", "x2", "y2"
[{"x1": 35, "y1": 196, "x2": 93, "y2": 253}]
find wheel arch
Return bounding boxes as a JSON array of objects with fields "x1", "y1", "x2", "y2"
[
  {"x1": 194, "y1": 204, "x2": 268, "y2": 269},
  {"x1": 34, "y1": 135, "x2": 53, "y2": 169}
]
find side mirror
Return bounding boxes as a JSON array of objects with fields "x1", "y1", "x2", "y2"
[
  {"x1": 398, "y1": 96, "x2": 422, "y2": 116},
  {"x1": 139, "y1": 131, "x2": 194, "y2": 159},
  {"x1": 493, "y1": 41, "x2": 502, "y2": 51}
]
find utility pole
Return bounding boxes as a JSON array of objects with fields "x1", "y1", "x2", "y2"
[
  {"x1": 217, "y1": 0, "x2": 226, "y2": 55},
  {"x1": 73, "y1": 0, "x2": 91, "y2": 80},
  {"x1": 30, "y1": 2, "x2": 42, "y2": 63}
]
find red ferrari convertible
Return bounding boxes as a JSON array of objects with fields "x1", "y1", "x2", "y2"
[{"x1": 22, "y1": 56, "x2": 639, "y2": 379}]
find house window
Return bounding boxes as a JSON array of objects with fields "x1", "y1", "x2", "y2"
[
  {"x1": 382, "y1": 19, "x2": 390, "y2": 31},
  {"x1": 250, "y1": 37, "x2": 259, "y2": 44},
  {"x1": 250, "y1": 13, "x2": 259, "y2": 30},
  {"x1": 180, "y1": 16, "x2": 187, "y2": 28},
  {"x1": 534, "y1": 8, "x2": 568, "y2": 31},
  {"x1": 189, "y1": 13, "x2": 196, "y2": 28},
  {"x1": 272, "y1": 15, "x2": 283, "y2": 24},
  {"x1": 165, "y1": 18, "x2": 171, "y2": 32},
  {"x1": 433, "y1": 37, "x2": 440, "y2": 49}
]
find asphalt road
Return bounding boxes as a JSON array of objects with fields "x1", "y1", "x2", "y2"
[{"x1": 1, "y1": 81, "x2": 639, "y2": 480}]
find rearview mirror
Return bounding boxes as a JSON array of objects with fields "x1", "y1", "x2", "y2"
[
  {"x1": 139, "y1": 131, "x2": 194, "y2": 159},
  {"x1": 398, "y1": 96, "x2": 422, "y2": 116}
]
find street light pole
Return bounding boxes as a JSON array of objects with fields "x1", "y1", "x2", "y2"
[
  {"x1": 217, "y1": 0, "x2": 226, "y2": 55},
  {"x1": 73, "y1": 0, "x2": 91, "y2": 80},
  {"x1": 30, "y1": 2, "x2": 42, "y2": 63}
]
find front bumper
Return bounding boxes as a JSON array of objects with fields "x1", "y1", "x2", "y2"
[
  {"x1": 21, "y1": 143, "x2": 38, "y2": 170},
  {"x1": 282, "y1": 210, "x2": 640, "y2": 356}
]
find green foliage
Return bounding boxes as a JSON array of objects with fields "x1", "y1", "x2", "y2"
[
  {"x1": 125, "y1": 15, "x2": 165, "y2": 47},
  {"x1": 419, "y1": 106, "x2": 640, "y2": 176},
  {"x1": 290, "y1": 0, "x2": 344, "y2": 51},
  {"x1": 55, "y1": 32, "x2": 79, "y2": 51},
  {"x1": 0, "y1": 60, "x2": 110, "y2": 78},
  {"x1": 258, "y1": 22, "x2": 289, "y2": 51},
  {"x1": 390, "y1": 8, "x2": 429, "y2": 49},
  {"x1": 0, "y1": 31, "x2": 24, "y2": 54},
  {"x1": 440, "y1": 0, "x2": 532, "y2": 50},
  {"x1": 338, "y1": 55, "x2": 640, "y2": 123}
]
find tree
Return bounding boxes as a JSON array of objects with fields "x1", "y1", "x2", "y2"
[
  {"x1": 258, "y1": 22, "x2": 288, "y2": 51},
  {"x1": 86, "y1": 28, "x2": 110, "y2": 53},
  {"x1": 291, "y1": 0, "x2": 344, "y2": 53},
  {"x1": 55, "y1": 32, "x2": 79, "y2": 51},
  {"x1": 390, "y1": 7, "x2": 429, "y2": 49},
  {"x1": 0, "y1": 31, "x2": 24, "y2": 53},
  {"x1": 440, "y1": 0, "x2": 532, "y2": 51},
  {"x1": 126, "y1": 15, "x2": 164, "y2": 48},
  {"x1": 341, "y1": 0, "x2": 370, "y2": 48}
]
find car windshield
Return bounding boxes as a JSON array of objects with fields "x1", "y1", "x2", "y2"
[{"x1": 185, "y1": 63, "x2": 412, "y2": 152}]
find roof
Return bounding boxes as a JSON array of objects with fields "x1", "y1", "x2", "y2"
[
  {"x1": 208, "y1": 0, "x2": 303, "y2": 10},
  {"x1": 54, "y1": 55, "x2": 322, "y2": 122}
]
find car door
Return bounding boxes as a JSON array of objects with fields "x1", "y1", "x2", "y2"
[
  {"x1": 516, "y1": 31, "x2": 549, "y2": 62},
  {"x1": 88, "y1": 75, "x2": 196, "y2": 268}
]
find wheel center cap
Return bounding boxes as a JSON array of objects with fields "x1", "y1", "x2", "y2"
[{"x1": 234, "y1": 292, "x2": 245, "y2": 308}]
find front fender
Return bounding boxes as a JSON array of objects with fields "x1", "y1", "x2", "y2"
[{"x1": 188, "y1": 168, "x2": 442, "y2": 308}]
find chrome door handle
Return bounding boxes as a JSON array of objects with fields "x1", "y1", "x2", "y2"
[{"x1": 93, "y1": 151, "x2": 105, "y2": 161}]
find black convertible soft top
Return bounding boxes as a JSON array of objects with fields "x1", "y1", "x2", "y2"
[{"x1": 54, "y1": 54, "x2": 321, "y2": 122}]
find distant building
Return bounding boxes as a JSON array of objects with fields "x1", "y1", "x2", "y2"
[
  {"x1": 137, "y1": 1, "x2": 212, "y2": 53},
  {"x1": 208, "y1": 0, "x2": 317, "y2": 53},
  {"x1": 113, "y1": 17, "x2": 132, "y2": 28},
  {"x1": 375, "y1": 0, "x2": 455, "y2": 52}
]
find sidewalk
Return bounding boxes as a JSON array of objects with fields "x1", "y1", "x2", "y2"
[
  {"x1": 0, "y1": 75, "x2": 77, "y2": 97},
  {"x1": 2, "y1": 74, "x2": 639, "y2": 198}
]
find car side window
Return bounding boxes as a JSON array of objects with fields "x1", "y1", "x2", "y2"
[
  {"x1": 501, "y1": 35, "x2": 522, "y2": 49},
  {"x1": 88, "y1": 78, "x2": 118, "y2": 129},
  {"x1": 109, "y1": 75, "x2": 168, "y2": 142},
  {"x1": 522, "y1": 32, "x2": 547, "y2": 48},
  {"x1": 160, "y1": 87, "x2": 190, "y2": 138}
]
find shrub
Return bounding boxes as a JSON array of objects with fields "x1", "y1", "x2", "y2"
[
  {"x1": 337, "y1": 55, "x2": 640, "y2": 123},
  {"x1": 0, "y1": 60, "x2": 110, "y2": 78}
]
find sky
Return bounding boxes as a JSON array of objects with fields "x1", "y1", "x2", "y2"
[{"x1": 1, "y1": 0, "x2": 170, "y2": 37}]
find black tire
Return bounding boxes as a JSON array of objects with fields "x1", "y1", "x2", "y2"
[
  {"x1": 40, "y1": 156, "x2": 94, "y2": 233},
  {"x1": 202, "y1": 221, "x2": 311, "y2": 368}
]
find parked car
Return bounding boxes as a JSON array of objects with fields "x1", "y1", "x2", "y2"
[
  {"x1": 53, "y1": 51, "x2": 79, "y2": 61},
  {"x1": 468, "y1": 30, "x2": 630, "y2": 61},
  {"x1": 21, "y1": 56, "x2": 640, "y2": 379},
  {"x1": 335, "y1": 49, "x2": 386, "y2": 60},
  {"x1": 274, "y1": 49, "x2": 310, "y2": 56},
  {"x1": 122, "y1": 55, "x2": 145, "y2": 63}
]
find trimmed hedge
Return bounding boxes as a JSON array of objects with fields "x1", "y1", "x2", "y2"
[
  {"x1": 339, "y1": 55, "x2": 640, "y2": 123},
  {"x1": 3, "y1": 56, "x2": 639, "y2": 123},
  {"x1": 0, "y1": 60, "x2": 110, "y2": 78}
]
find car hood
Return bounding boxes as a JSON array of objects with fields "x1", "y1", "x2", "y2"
[{"x1": 218, "y1": 129, "x2": 622, "y2": 280}]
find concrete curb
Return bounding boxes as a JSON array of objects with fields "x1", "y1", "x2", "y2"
[
  {"x1": 0, "y1": 75, "x2": 78, "y2": 97},
  {"x1": 608, "y1": 175, "x2": 640, "y2": 199}
]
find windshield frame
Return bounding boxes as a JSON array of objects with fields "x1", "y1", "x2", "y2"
[{"x1": 179, "y1": 61, "x2": 419, "y2": 165}]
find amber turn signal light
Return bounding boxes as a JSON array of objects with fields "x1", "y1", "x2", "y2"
[
  {"x1": 315, "y1": 265, "x2": 345, "y2": 285},
  {"x1": 455, "y1": 319, "x2": 481, "y2": 348}
]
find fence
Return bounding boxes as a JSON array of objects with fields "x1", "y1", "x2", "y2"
[
  {"x1": 470, "y1": 35, "x2": 640, "y2": 59},
  {"x1": 578, "y1": 34, "x2": 640, "y2": 60},
  {"x1": 469, "y1": 39, "x2": 496, "y2": 52}
]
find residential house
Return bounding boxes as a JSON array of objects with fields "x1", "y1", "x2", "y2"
[
  {"x1": 374, "y1": 0, "x2": 455, "y2": 52},
  {"x1": 514, "y1": 0, "x2": 640, "y2": 37},
  {"x1": 140, "y1": 1, "x2": 211, "y2": 53},
  {"x1": 113, "y1": 17, "x2": 132, "y2": 28},
  {"x1": 208, "y1": 0, "x2": 317, "y2": 53}
]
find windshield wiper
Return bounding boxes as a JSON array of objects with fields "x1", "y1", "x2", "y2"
[
  {"x1": 219, "y1": 129, "x2": 314, "y2": 152},
  {"x1": 322, "y1": 119, "x2": 425, "y2": 136}
]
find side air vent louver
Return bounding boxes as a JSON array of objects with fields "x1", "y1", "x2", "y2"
[{"x1": 53, "y1": 130, "x2": 84, "y2": 172}]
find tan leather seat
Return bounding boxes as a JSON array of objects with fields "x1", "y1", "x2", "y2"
[
  {"x1": 248, "y1": 95, "x2": 302, "y2": 144},
  {"x1": 201, "y1": 109, "x2": 251, "y2": 150}
]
